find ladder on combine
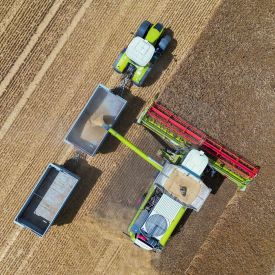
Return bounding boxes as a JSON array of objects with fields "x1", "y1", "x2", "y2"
[{"x1": 138, "y1": 102, "x2": 260, "y2": 189}]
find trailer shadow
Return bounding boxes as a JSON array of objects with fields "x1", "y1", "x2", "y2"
[
  {"x1": 54, "y1": 158, "x2": 102, "y2": 226},
  {"x1": 145, "y1": 28, "x2": 177, "y2": 87},
  {"x1": 99, "y1": 91, "x2": 145, "y2": 154}
]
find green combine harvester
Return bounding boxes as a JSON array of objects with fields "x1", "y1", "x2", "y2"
[{"x1": 65, "y1": 84, "x2": 259, "y2": 251}]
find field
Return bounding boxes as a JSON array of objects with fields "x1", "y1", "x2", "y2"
[{"x1": 0, "y1": 0, "x2": 274, "y2": 274}]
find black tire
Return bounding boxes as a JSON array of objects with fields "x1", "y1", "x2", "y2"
[
  {"x1": 158, "y1": 35, "x2": 172, "y2": 52},
  {"x1": 135, "y1": 20, "x2": 152, "y2": 38}
]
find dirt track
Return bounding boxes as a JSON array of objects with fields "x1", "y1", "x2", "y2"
[{"x1": 0, "y1": 0, "x2": 222, "y2": 274}]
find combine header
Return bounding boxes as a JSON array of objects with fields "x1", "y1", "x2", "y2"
[{"x1": 138, "y1": 101, "x2": 260, "y2": 189}]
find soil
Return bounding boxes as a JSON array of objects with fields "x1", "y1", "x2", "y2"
[
  {"x1": 1, "y1": 0, "x2": 273, "y2": 274},
  {"x1": 0, "y1": 0, "x2": 221, "y2": 274},
  {"x1": 159, "y1": 0, "x2": 275, "y2": 274}
]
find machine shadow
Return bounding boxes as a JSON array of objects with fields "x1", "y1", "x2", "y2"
[
  {"x1": 172, "y1": 209, "x2": 193, "y2": 236},
  {"x1": 99, "y1": 90, "x2": 145, "y2": 154},
  {"x1": 54, "y1": 158, "x2": 102, "y2": 226},
  {"x1": 202, "y1": 168, "x2": 226, "y2": 194},
  {"x1": 145, "y1": 28, "x2": 177, "y2": 87}
]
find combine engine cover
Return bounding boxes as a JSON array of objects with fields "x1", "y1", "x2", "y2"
[{"x1": 129, "y1": 186, "x2": 186, "y2": 251}]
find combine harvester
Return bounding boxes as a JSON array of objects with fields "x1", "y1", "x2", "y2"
[{"x1": 64, "y1": 84, "x2": 259, "y2": 251}]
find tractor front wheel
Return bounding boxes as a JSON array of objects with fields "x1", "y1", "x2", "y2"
[{"x1": 135, "y1": 20, "x2": 152, "y2": 38}]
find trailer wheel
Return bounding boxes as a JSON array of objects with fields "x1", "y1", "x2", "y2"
[{"x1": 135, "y1": 20, "x2": 152, "y2": 38}]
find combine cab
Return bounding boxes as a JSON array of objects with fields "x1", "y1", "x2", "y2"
[{"x1": 138, "y1": 101, "x2": 260, "y2": 190}]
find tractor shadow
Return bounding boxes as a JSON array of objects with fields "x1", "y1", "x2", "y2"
[
  {"x1": 54, "y1": 158, "x2": 102, "y2": 226},
  {"x1": 99, "y1": 89, "x2": 145, "y2": 154},
  {"x1": 145, "y1": 28, "x2": 177, "y2": 87}
]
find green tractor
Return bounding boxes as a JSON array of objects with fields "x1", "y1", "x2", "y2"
[{"x1": 113, "y1": 21, "x2": 172, "y2": 86}]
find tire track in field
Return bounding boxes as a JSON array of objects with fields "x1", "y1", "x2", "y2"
[
  {"x1": 0, "y1": 0, "x2": 56, "y2": 81},
  {"x1": 0, "y1": 228, "x2": 22, "y2": 263},
  {"x1": 0, "y1": 0, "x2": 87, "y2": 126},
  {"x1": 0, "y1": 0, "x2": 64, "y2": 98},
  {"x1": 0, "y1": 0, "x2": 14, "y2": 22},
  {"x1": 0, "y1": 0, "x2": 96, "y2": 140},
  {"x1": 0, "y1": 0, "x2": 25, "y2": 37},
  {"x1": 14, "y1": 240, "x2": 40, "y2": 274}
]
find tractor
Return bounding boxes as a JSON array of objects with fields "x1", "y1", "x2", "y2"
[{"x1": 113, "y1": 21, "x2": 172, "y2": 86}]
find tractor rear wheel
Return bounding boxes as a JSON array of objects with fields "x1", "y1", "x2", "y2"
[
  {"x1": 135, "y1": 20, "x2": 152, "y2": 38},
  {"x1": 158, "y1": 35, "x2": 172, "y2": 52},
  {"x1": 113, "y1": 48, "x2": 126, "y2": 73}
]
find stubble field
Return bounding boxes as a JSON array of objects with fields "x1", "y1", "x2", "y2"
[{"x1": 1, "y1": 0, "x2": 274, "y2": 274}]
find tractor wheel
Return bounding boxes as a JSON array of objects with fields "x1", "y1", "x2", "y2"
[
  {"x1": 133, "y1": 67, "x2": 152, "y2": 87},
  {"x1": 113, "y1": 48, "x2": 126, "y2": 73},
  {"x1": 135, "y1": 20, "x2": 152, "y2": 38},
  {"x1": 158, "y1": 35, "x2": 172, "y2": 52}
]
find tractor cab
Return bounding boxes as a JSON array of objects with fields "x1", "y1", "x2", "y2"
[{"x1": 126, "y1": 37, "x2": 155, "y2": 67}]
